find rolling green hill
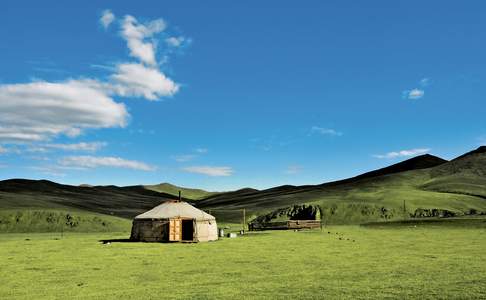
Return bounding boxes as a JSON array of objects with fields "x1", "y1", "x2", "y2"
[
  {"x1": 0, "y1": 146, "x2": 485, "y2": 231},
  {"x1": 0, "y1": 180, "x2": 188, "y2": 218},
  {"x1": 197, "y1": 147, "x2": 486, "y2": 224},
  {"x1": 144, "y1": 182, "x2": 218, "y2": 200},
  {"x1": 0, "y1": 180, "x2": 183, "y2": 232}
]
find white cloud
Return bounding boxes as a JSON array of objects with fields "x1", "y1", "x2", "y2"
[
  {"x1": 403, "y1": 88, "x2": 424, "y2": 100},
  {"x1": 166, "y1": 36, "x2": 186, "y2": 47},
  {"x1": 27, "y1": 155, "x2": 50, "y2": 161},
  {"x1": 121, "y1": 15, "x2": 166, "y2": 66},
  {"x1": 30, "y1": 166, "x2": 67, "y2": 177},
  {"x1": 100, "y1": 10, "x2": 115, "y2": 29},
  {"x1": 285, "y1": 165, "x2": 302, "y2": 175},
  {"x1": 172, "y1": 148, "x2": 208, "y2": 162},
  {"x1": 373, "y1": 148, "x2": 430, "y2": 159},
  {"x1": 182, "y1": 166, "x2": 233, "y2": 177},
  {"x1": 90, "y1": 64, "x2": 115, "y2": 72},
  {"x1": 0, "y1": 80, "x2": 128, "y2": 142},
  {"x1": 59, "y1": 155, "x2": 156, "y2": 171},
  {"x1": 172, "y1": 154, "x2": 196, "y2": 162},
  {"x1": 111, "y1": 63, "x2": 179, "y2": 100},
  {"x1": 26, "y1": 146, "x2": 48, "y2": 153},
  {"x1": 419, "y1": 78, "x2": 430, "y2": 87},
  {"x1": 311, "y1": 126, "x2": 343, "y2": 136},
  {"x1": 0, "y1": 145, "x2": 7, "y2": 154},
  {"x1": 44, "y1": 142, "x2": 107, "y2": 152},
  {"x1": 195, "y1": 148, "x2": 208, "y2": 154},
  {"x1": 0, "y1": 12, "x2": 184, "y2": 144},
  {"x1": 408, "y1": 89, "x2": 424, "y2": 99}
]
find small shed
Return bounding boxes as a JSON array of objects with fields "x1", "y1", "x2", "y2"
[{"x1": 130, "y1": 201, "x2": 218, "y2": 242}]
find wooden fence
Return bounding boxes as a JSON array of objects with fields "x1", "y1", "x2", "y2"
[{"x1": 249, "y1": 220, "x2": 321, "y2": 231}]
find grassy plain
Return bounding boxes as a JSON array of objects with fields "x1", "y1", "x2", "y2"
[{"x1": 1, "y1": 223, "x2": 486, "y2": 299}]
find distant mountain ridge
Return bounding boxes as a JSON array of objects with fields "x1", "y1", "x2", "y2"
[
  {"x1": 197, "y1": 147, "x2": 486, "y2": 223},
  {"x1": 452, "y1": 145, "x2": 486, "y2": 161},
  {"x1": 196, "y1": 153, "x2": 450, "y2": 208},
  {"x1": 1, "y1": 147, "x2": 485, "y2": 228},
  {"x1": 334, "y1": 154, "x2": 447, "y2": 183},
  {"x1": 0, "y1": 179, "x2": 182, "y2": 218},
  {"x1": 144, "y1": 182, "x2": 217, "y2": 200}
]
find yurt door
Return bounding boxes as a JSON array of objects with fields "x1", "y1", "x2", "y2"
[{"x1": 169, "y1": 218, "x2": 181, "y2": 241}]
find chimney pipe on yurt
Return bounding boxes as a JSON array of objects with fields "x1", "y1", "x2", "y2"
[{"x1": 178, "y1": 190, "x2": 181, "y2": 202}]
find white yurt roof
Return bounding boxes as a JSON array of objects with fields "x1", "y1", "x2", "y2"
[{"x1": 135, "y1": 201, "x2": 215, "y2": 221}]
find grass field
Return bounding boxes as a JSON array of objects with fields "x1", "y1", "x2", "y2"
[{"x1": 1, "y1": 223, "x2": 486, "y2": 299}]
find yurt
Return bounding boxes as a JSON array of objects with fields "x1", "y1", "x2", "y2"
[{"x1": 130, "y1": 200, "x2": 218, "y2": 242}]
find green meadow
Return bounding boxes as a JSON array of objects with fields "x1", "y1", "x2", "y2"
[
  {"x1": 1, "y1": 223, "x2": 486, "y2": 299},
  {"x1": 1, "y1": 149, "x2": 486, "y2": 299}
]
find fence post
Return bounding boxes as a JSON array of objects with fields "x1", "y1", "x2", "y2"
[{"x1": 242, "y1": 208, "x2": 246, "y2": 232}]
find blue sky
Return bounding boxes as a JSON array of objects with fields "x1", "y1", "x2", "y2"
[{"x1": 0, "y1": 1, "x2": 485, "y2": 191}]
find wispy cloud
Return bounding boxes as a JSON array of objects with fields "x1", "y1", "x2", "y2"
[
  {"x1": 44, "y1": 142, "x2": 107, "y2": 152},
  {"x1": 26, "y1": 146, "x2": 48, "y2": 153},
  {"x1": 30, "y1": 166, "x2": 67, "y2": 177},
  {"x1": 310, "y1": 126, "x2": 343, "y2": 136},
  {"x1": 0, "y1": 145, "x2": 7, "y2": 154},
  {"x1": 33, "y1": 67, "x2": 69, "y2": 74},
  {"x1": 403, "y1": 88, "x2": 424, "y2": 100},
  {"x1": 403, "y1": 78, "x2": 430, "y2": 100},
  {"x1": 373, "y1": 148, "x2": 430, "y2": 159},
  {"x1": 172, "y1": 154, "x2": 196, "y2": 162},
  {"x1": 90, "y1": 64, "x2": 116, "y2": 72},
  {"x1": 172, "y1": 148, "x2": 208, "y2": 162},
  {"x1": 100, "y1": 10, "x2": 115, "y2": 29},
  {"x1": 28, "y1": 155, "x2": 51, "y2": 161},
  {"x1": 249, "y1": 138, "x2": 273, "y2": 152},
  {"x1": 166, "y1": 36, "x2": 190, "y2": 48},
  {"x1": 419, "y1": 78, "x2": 430, "y2": 87},
  {"x1": 285, "y1": 165, "x2": 303, "y2": 175},
  {"x1": 59, "y1": 155, "x2": 156, "y2": 171},
  {"x1": 195, "y1": 148, "x2": 208, "y2": 154},
  {"x1": 182, "y1": 166, "x2": 233, "y2": 177}
]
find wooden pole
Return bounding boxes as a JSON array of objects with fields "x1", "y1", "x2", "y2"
[
  {"x1": 242, "y1": 208, "x2": 246, "y2": 232},
  {"x1": 403, "y1": 200, "x2": 406, "y2": 220}
]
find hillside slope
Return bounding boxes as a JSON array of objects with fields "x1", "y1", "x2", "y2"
[
  {"x1": 1, "y1": 147, "x2": 485, "y2": 229},
  {"x1": 144, "y1": 182, "x2": 218, "y2": 200},
  {"x1": 0, "y1": 179, "x2": 186, "y2": 232},
  {"x1": 197, "y1": 149, "x2": 486, "y2": 223},
  {"x1": 0, "y1": 179, "x2": 183, "y2": 218},
  {"x1": 329, "y1": 154, "x2": 447, "y2": 185},
  {"x1": 422, "y1": 146, "x2": 486, "y2": 198}
]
